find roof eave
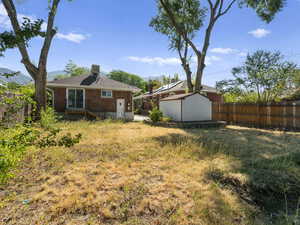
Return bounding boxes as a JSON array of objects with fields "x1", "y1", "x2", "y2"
[{"x1": 47, "y1": 83, "x2": 140, "y2": 92}]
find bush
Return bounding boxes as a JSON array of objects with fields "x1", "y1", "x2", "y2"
[
  {"x1": 0, "y1": 113, "x2": 82, "y2": 184},
  {"x1": 161, "y1": 116, "x2": 172, "y2": 122},
  {"x1": 40, "y1": 107, "x2": 58, "y2": 130},
  {"x1": 149, "y1": 107, "x2": 163, "y2": 123}
]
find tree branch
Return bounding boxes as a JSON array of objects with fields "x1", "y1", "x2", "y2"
[
  {"x1": 2, "y1": 0, "x2": 38, "y2": 79},
  {"x1": 207, "y1": 0, "x2": 213, "y2": 11},
  {"x1": 159, "y1": 0, "x2": 201, "y2": 57},
  {"x1": 218, "y1": 0, "x2": 237, "y2": 17},
  {"x1": 38, "y1": 0, "x2": 60, "y2": 71}
]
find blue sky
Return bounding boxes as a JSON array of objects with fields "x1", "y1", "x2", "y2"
[{"x1": 0, "y1": 0, "x2": 300, "y2": 86}]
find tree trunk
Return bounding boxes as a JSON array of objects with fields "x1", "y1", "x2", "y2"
[
  {"x1": 195, "y1": 55, "x2": 205, "y2": 91},
  {"x1": 34, "y1": 70, "x2": 47, "y2": 117},
  {"x1": 194, "y1": 20, "x2": 215, "y2": 92},
  {"x1": 184, "y1": 66, "x2": 193, "y2": 92}
]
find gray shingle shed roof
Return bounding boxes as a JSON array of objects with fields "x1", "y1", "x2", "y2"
[
  {"x1": 160, "y1": 92, "x2": 209, "y2": 101},
  {"x1": 47, "y1": 74, "x2": 141, "y2": 92}
]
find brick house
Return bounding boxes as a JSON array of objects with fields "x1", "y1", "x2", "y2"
[
  {"x1": 47, "y1": 65, "x2": 140, "y2": 120},
  {"x1": 134, "y1": 80, "x2": 223, "y2": 113}
]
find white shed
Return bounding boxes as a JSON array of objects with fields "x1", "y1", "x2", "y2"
[{"x1": 159, "y1": 92, "x2": 212, "y2": 122}]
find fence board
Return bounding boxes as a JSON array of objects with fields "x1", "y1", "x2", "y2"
[{"x1": 212, "y1": 103, "x2": 300, "y2": 130}]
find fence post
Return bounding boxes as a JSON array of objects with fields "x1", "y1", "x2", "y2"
[
  {"x1": 283, "y1": 102, "x2": 287, "y2": 129},
  {"x1": 226, "y1": 104, "x2": 230, "y2": 124},
  {"x1": 256, "y1": 104, "x2": 260, "y2": 128},
  {"x1": 218, "y1": 103, "x2": 221, "y2": 121},
  {"x1": 233, "y1": 103, "x2": 236, "y2": 125},
  {"x1": 267, "y1": 103, "x2": 271, "y2": 128},
  {"x1": 293, "y1": 103, "x2": 297, "y2": 129}
]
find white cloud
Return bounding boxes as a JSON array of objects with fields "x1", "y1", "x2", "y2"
[
  {"x1": 0, "y1": 4, "x2": 10, "y2": 28},
  {"x1": 56, "y1": 32, "x2": 88, "y2": 43},
  {"x1": 0, "y1": 3, "x2": 45, "y2": 30},
  {"x1": 238, "y1": 52, "x2": 247, "y2": 57},
  {"x1": 0, "y1": 4, "x2": 7, "y2": 16},
  {"x1": 0, "y1": 4, "x2": 87, "y2": 44},
  {"x1": 205, "y1": 56, "x2": 221, "y2": 65},
  {"x1": 210, "y1": 48, "x2": 238, "y2": 54},
  {"x1": 127, "y1": 56, "x2": 181, "y2": 66},
  {"x1": 191, "y1": 55, "x2": 221, "y2": 66},
  {"x1": 248, "y1": 28, "x2": 271, "y2": 38}
]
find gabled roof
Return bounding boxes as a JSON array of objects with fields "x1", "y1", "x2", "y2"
[
  {"x1": 47, "y1": 74, "x2": 141, "y2": 92},
  {"x1": 134, "y1": 80, "x2": 217, "y2": 99},
  {"x1": 160, "y1": 92, "x2": 208, "y2": 101}
]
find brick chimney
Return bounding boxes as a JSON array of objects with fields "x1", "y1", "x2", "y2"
[{"x1": 91, "y1": 64, "x2": 100, "y2": 76}]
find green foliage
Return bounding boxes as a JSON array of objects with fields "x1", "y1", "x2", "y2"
[
  {"x1": 0, "y1": 17, "x2": 44, "y2": 56},
  {"x1": 147, "y1": 79, "x2": 163, "y2": 91},
  {"x1": 293, "y1": 70, "x2": 300, "y2": 88},
  {"x1": 64, "y1": 60, "x2": 89, "y2": 77},
  {"x1": 0, "y1": 121, "x2": 82, "y2": 184},
  {"x1": 54, "y1": 74, "x2": 69, "y2": 80},
  {"x1": 162, "y1": 74, "x2": 180, "y2": 85},
  {"x1": 150, "y1": 0, "x2": 205, "y2": 51},
  {"x1": 40, "y1": 107, "x2": 58, "y2": 130},
  {"x1": 0, "y1": 83, "x2": 35, "y2": 126},
  {"x1": 217, "y1": 50, "x2": 297, "y2": 103},
  {"x1": 108, "y1": 70, "x2": 146, "y2": 92},
  {"x1": 241, "y1": 0, "x2": 286, "y2": 23},
  {"x1": 161, "y1": 116, "x2": 172, "y2": 122},
  {"x1": 223, "y1": 92, "x2": 260, "y2": 103},
  {"x1": 149, "y1": 107, "x2": 163, "y2": 123},
  {"x1": 150, "y1": 0, "x2": 204, "y2": 91}
]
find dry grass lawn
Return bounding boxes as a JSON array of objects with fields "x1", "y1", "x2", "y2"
[{"x1": 1, "y1": 120, "x2": 300, "y2": 225}]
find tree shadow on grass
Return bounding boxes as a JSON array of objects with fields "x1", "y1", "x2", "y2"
[{"x1": 151, "y1": 127, "x2": 300, "y2": 220}]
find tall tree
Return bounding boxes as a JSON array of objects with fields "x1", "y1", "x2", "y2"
[
  {"x1": 64, "y1": 60, "x2": 89, "y2": 77},
  {"x1": 0, "y1": 18, "x2": 43, "y2": 57},
  {"x1": 2, "y1": 0, "x2": 68, "y2": 115},
  {"x1": 150, "y1": 0, "x2": 205, "y2": 92},
  {"x1": 107, "y1": 70, "x2": 147, "y2": 91},
  {"x1": 156, "y1": 0, "x2": 285, "y2": 91},
  {"x1": 216, "y1": 50, "x2": 297, "y2": 103}
]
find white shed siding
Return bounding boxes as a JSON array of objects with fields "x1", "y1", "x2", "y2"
[
  {"x1": 160, "y1": 100, "x2": 182, "y2": 121},
  {"x1": 182, "y1": 94, "x2": 212, "y2": 121}
]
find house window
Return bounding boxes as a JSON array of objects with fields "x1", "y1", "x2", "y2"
[
  {"x1": 67, "y1": 89, "x2": 84, "y2": 109},
  {"x1": 101, "y1": 90, "x2": 113, "y2": 98}
]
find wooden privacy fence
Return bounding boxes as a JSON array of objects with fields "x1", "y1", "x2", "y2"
[
  {"x1": 0, "y1": 93, "x2": 32, "y2": 126},
  {"x1": 212, "y1": 102, "x2": 300, "y2": 130}
]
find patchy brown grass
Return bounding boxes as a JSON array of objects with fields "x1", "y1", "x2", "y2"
[{"x1": 1, "y1": 120, "x2": 300, "y2": 225}]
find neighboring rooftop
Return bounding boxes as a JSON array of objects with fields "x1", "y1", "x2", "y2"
[
  {"x1": 47, "y1": 65, "x2": 141, "y2": 92},
  {"x1": 134, "y1": 80, "x2": 218, "y2": 99}
]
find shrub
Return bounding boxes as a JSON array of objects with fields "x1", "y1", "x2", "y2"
[
  {"x1": 40, "y1": 107, "x2": 58, "y2": 130},
  {"x1": 149, "y1": 107, "x2": 163, "y2": 123},
  {"x1": 0, "y1": 119, "x2": 82, "y2": 184},
  {"x1": 161, "y1": 116, "x2": 172, "y2": 122}
]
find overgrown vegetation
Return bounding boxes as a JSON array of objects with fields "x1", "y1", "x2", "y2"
[
  {"x1": 217, "y1": 50, "x2": 298, "y2": 103},
  {"x1": 1, "y1": 121, "x2": 299, "y2": 224},
  {"x1": 0, "y1": 106, "x2": 81, "y2": 184},
  {"x1": 149, "y1": 106, "x2": 163, "y2": 122}
]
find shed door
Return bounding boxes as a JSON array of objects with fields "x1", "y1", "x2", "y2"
[{"x1": 116, "y1": 99, "x2": 125, "y2": 119}]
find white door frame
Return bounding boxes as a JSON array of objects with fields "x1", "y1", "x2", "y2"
[
  {"x1": 116, "y1": 98, "x2": 125, "y2": 119},
  {"x1": 66, "y1": 88, "x2": 85, "y2": 109}
]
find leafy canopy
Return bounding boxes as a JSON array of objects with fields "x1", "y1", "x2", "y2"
[
  {"x1": 0, "y1": 18, "x2": 44, "y2": 57},
  {"x1": 107, "y1": 70, "x2": 147, "y2": 91},
  {"x1": 217, "y1": 50, "x2": 297, "y2": 103},
  {"x1": 64, "y1": 60, "x2": 89, "y2": 77},
  {"x1": 150, "y1": 0, "x2": 205, "y2": 51}
]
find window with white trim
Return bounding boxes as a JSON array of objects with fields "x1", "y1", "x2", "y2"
[{"x1": 101, "y1": 90, "x2": 113, "y2": 98}]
